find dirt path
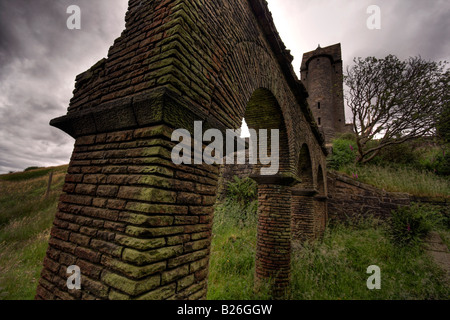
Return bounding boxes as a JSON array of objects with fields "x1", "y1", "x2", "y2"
[{"x1": 425, "y1": 232, "x2": 450, "y2": 285}]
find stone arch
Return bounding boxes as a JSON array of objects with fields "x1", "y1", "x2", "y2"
[
  {"x1": 244, "y1": 87, "x2": 290, "y2": 174},
  {"x1": 241, "y1": 87, "x2": 293, "y2": 296},
  {"x1": 297, "y1": 143, "x2": 314, "y2": 187},
  {"x1": 37, "y1": 0, "x2": 329, "y2": 300},
  {"x1": 316, "y1": 164, "x2": 326, "y2": 195},
  {"x1": 210, "y1": 40, "x2": 297, "y2": 176}
]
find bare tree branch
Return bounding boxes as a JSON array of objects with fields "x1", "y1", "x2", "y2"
[{"x1": 344, "y1": 55, "x2": 449, "y2": 163}]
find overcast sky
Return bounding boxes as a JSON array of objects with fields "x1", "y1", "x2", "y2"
[{"x1": 0, "y1": 0, "x2": 449, "y2": 173}]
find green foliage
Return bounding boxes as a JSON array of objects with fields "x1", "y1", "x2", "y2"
[
  {"x1": 340, "y1": 164, "x2": 450, "y2": 197},
  {"x1": 329, "y1": 139, "x2": 357, "y2": 170},
  {"x1": 215, "y1": 198, "x2": 258, "y2": 228},
  {"x1": 436, "y1": 103, "x2": 450, "y2": 143},
  {"x1": 0, "y1": 166, "x2": 67, "y2": 300},
  {"x1": 359, "y1": 138, "x2": 450, "y2": 176},
  {"x1": 433, "y1": 150, "x2": 450, "y2": 176},
  {"x1": 209, "y1": 204, "x2": 450, "y2": 300},
  {"x1": 389, "y1": 204, "x2": 444, "y2": 247},
  {"x1": 24, "y1": 167, "x2": 41, "y2": 172},
  {"x1": 226, "y1": 176, "x2": 258, "y2": 219},
  {"x1": 372, "y1": 142, "x2": 419, "y2": 167},
  {"x1": 0, "y1": 168, "x2": 66, "y2": 228},
  {"x1": 208, "y1": 200, "x2": 271, "y2": 300},
  {"x1": 336, "y1": 132, "x2": 357, "y2": 142}
]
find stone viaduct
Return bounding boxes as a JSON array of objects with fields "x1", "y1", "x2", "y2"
[{"x1": 36, "y1": 0, "x2": 329, "y2": 300}]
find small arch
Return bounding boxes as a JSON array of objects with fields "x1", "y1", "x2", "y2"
[
  {"x1": 316, "y1": 165, "x2": 326, "y2": 195},
  {"x1": 298, "y1": 144, "x2": 313, "y2": 187},
  {"x1": 244, "y1": 88, "x2": 290, "y2": 174}
]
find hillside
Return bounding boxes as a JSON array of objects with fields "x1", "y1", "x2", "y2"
[{"x1": 0, "y1": 165, "x2": 67, "y2": 299}]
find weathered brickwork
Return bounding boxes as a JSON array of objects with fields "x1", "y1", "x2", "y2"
[
  {"x1": 37, "y1": 0, "x2": 329, "y2": 300},
  {"x1": 218, "y1": 146, "x2": 328, "y2": 243},
  {"x1": 37, "y1": 125, "x2": 218, "y2": 300},
  {"x1": 254, "y1": 182, "x2": 292, "y2": 296},
  {"x1": 291, "y1": 191, "x2": 316, "y2": 241},
  {"x1": 327, "y1": 171, "x2": 449, "y2": 221}
]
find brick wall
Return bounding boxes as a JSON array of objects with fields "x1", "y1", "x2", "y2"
[
  {"x1": 327, "y1": 171, "x2": 449, "y2": 221},
  {"x1": 37, "y1": 0, "x2": 329, "y2": 300},
  {"x1": 37, "y1": 125, "x2": 218, "y2": 300}
]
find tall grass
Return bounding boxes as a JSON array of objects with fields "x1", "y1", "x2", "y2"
[
  {"x1": 208, "y1": 201, "x2": 449, "y2": 300},
  {"x1": 340, "y1": 164, "x2": 450, "y2": 197},
  {"x1": 291, "y1": 219, "x2": 449, "y2": 300},
  {"x1": 0, "y1": 166, "x2": 67, "y2": 300},
  {"x1": 207, "y1": 200, "x2": 272, "y2": 300},
  {"x1": 0, "y1": 165, "x2": 448, "y2": 300}
]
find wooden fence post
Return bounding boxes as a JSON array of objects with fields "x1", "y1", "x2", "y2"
[{"x1": 44, "y1": 171, "x2": 53, "y2": 199}]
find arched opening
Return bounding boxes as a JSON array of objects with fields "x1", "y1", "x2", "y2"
[
  {"x1": 244, "y1": 88, "x2": 290, "y2": 175},
  {"x1": 291, "y1": 144, "x2": 315, "y2": 242},
  {"x1": 209, "y1": 88, "x2": 292, "y2": 298},
  {"x1": 314, "y1": 165, "x2": 328, "y2": 238},
  {"x1": 317, "y1": 165, "x2": 326, "y2": 195},
  {"x1": 297, "y1": 144, "x2": 313, "y2": 188}
]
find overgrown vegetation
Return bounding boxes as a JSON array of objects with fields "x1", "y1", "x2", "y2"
[
  {"x1": 1, "y1": 167, "x2": 448, "y2": 300},
  {"x1": 328, "y1": 138, "x2": 358, "y2": 170},
  {"x1": 329, "y1": 136, "x2": 450, "y2": 197},
  {"x1": 208, "y1": 198, "x2": 449, "y2": 300},
  {"x1": 0, "y1": 168, "x2": 52, "y2": 182},
  {"x1": 225, "y1": 176, "x2": 258, "y2": 219},
  {"x1": 339, "y1": 164, "x2": 450, "y2": 197},
  {"x1": 290, "y1": 216, "x2": 449, "y2": 300},
  {"x1": 0, "y1": 166, "x2": 67, "y2": 299},
  {"x1": 389, "y1": 204, "x2": 446, "y2": 246},
  {"x1": 207, "y1": 200, "x2": 269, "y2": 300}
]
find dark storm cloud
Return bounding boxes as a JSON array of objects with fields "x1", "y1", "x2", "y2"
[
  {"x1": 0, "y1": 0, "x2": 128, "y2": 173},
  {"x1": 1, "y1": 0, "x2": 449, "y2": 173}
]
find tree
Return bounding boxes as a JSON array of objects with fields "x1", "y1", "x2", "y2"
[
  {"x1": 436, "y1": 103, "x2": 450, "y2": 143},
  {"x1": 345, "y1": 55, "x2": 449, "y2": 163}
]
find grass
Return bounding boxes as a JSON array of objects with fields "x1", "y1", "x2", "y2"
[
  {"x1": 207, "y1": 200, "x2": 272, "y2": 300},
  {"x1": 290, "y1": 220, "x2": 449, "y2": 300},
  {"x1": 0, "y1": 168, "x2": 53, "y2": 182},
  {"x1": 0, "y1": 165, "x2": 67, "y2": 300},
  {"x1": 208, "y1": 202, "x2": 449, "y2": 300},
  {"x1": 0, "y1": 164, "x2": 448, "y2": 300},
  {"x1": 339, "y1": 164, "x2": 450, "y2": 198}
]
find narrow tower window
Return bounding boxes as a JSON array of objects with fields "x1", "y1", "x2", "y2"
[
  {"x1": 318, "y1": 117, "x2": 321, "y2": 126},
  {"x1": 318, "y1": 102, "x2": 321, "y2": 109}
]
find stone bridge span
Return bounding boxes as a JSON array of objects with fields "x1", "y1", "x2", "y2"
[{"x1": 37, "y1": 0, "x2": 328, "y2": 300}]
